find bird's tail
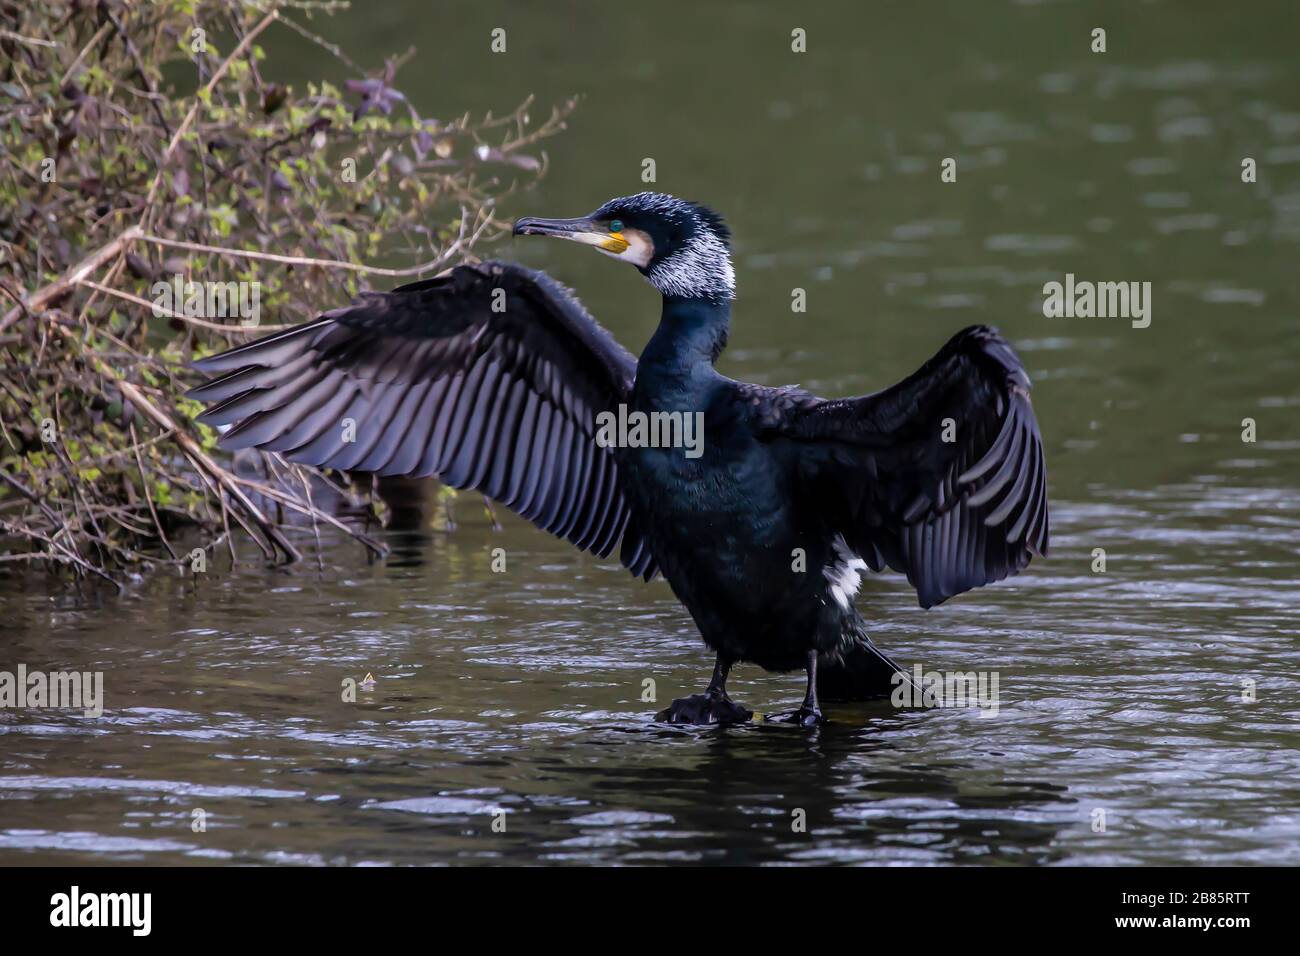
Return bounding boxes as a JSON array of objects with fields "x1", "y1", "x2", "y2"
[{"x1": 817, "y1": 638, "x2": 918, "y2": 702}]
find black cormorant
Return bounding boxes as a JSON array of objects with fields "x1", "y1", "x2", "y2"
[{"x1": 188, "y1": 192, "x2": 1049, "y2": 726}]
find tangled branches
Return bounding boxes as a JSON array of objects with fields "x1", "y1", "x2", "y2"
[{"x1": 0, "y1": 0, "x2": 575, "y2": 589}]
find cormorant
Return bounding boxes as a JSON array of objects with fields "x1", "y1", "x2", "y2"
[{"x1": 188, "y1": 192, "x2": 1049, "y2": 726}]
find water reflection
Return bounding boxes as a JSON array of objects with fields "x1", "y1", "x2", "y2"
[{"x1": 4, "y1": 485, "x2": 1296, "y2": 865}]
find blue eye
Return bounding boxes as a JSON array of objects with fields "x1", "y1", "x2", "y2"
[{"x1": 609, "y1": 219, "x2": 624, "y2": 233}]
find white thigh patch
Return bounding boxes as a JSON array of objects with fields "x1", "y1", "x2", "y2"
[{"x1": 823, "y1": 534, "x2": 868, "y2": 609}]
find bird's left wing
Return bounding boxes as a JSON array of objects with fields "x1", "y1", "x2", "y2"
[
  {"x1": 749, "y1": 324, "x2": 1048, "y2": 608},
  {"x1": 187, "y1": 261, "x2": 657, "y2": 578}
]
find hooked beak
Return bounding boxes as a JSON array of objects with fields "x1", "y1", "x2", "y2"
[{"x1": 512, "y1": 215, "x2": 630, "y2": 255}]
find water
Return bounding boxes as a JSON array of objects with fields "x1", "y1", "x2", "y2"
[{"x1": 2, "y1": 0, "x2": 1298, "y2": 865}]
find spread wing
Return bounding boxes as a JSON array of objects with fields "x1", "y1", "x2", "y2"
[
  {"x1": 751, "y1": 325, "x2": 1048, "y2": 607},
  {"x1": 187, "y1": 261, "x2": 657, "y2": 579}
]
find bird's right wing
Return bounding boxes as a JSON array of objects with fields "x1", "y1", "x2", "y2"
[{"x1": 187, "y1": 261, "x2": 657, "y2": 578}]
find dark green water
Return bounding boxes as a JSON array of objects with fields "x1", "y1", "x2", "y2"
[{"x1": 2, "y1": 0, "x2": 1298, "y2": 865}]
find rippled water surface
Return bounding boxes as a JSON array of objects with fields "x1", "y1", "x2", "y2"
[{"x1": 2, "y1": 0, "x2": 1298, "y2": 864}]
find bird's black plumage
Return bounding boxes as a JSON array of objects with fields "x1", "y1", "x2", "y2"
[
  {"x1": 188, "y1": 192, "x2": 1049, "y2": 726},
  {"x1": 191, "y1": 262, "x2": 658, "y2": 579}
]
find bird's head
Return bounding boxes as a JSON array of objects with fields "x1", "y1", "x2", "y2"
[{"x1": 513, "y1": 192, "x2": 735, "y2": 300}]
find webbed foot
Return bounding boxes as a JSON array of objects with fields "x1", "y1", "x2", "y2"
[
  {"x1": 655, "y1": 693, "x2": 753, "y2": 726},
  {"x1": 764, "y1": 706, "x2": 826, "y2": 727}
]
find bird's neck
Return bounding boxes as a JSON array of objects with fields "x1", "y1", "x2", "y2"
[{"x1": 639, "y1": 295, "x2": 731, "y2": 385}]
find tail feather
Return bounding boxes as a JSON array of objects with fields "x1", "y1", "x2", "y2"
[{"x1": 818, "y1": 639, "x2": 918, "y2": 702}]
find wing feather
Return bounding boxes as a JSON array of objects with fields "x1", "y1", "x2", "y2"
[
  {"x1": 752, "y1": 324, "x2": 1048, "y2": 608},
  {"x1": 187, "y1": 261, "x2": 655, "y2": 577}
]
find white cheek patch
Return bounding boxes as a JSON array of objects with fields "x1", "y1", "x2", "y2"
[{"x1": 596, "y1": 228, "x2": 654, "y2": 267}]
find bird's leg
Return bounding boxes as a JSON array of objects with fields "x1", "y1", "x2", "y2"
[
  {"x1": 655, "y1": 655, "x2": 753, "y2": 726},
  {"x1": 705, "y1": 655, "x2": 732, "y2": 697},
  {"x1": 765, "y1": 649, "x2": 827, "y2": 727}
]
